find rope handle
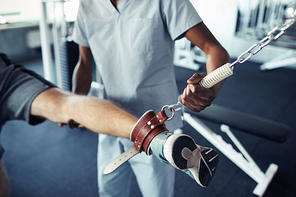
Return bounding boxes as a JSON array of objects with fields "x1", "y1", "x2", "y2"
[{"x1": 199, "y1": 63, "x2": 233, "y2": 88}]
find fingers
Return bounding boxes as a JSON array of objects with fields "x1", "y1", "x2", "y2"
[
  {"x1": 58, "y1": 119, "x2": 84, "y2": 129},
  {"x1": 181, "y1": 85, "x2": 215, "y2": 112},
  {"x1": 67, "y1": 119, "x2": 80, "y2": 129},
  {"x1": 187, "y1": 73, "x2": 205, "y2": 84},
  {"x1": 181, "y1": 73, "x2": 216, "y2": 112}
]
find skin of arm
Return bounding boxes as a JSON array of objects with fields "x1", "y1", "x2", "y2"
[
  {"x1": 180, "y1": 22, "x2": 230, "y2": 112},
  {"x1": 30, "y1": 87, "x2": 138, "y2": 139},
  {"x1": 72, "y1": 46, "x2": 94, "y2": 95}
]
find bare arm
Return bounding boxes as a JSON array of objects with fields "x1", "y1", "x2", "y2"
[
  {"x1": 185, "y1": 22, "x2": 230, "y2": 74},
  {"x1": 180, "y1": 22, "x2": 230, "y2": 112},
  {"x1": 72, "y1": 46, "x2": 94, "y2": 95},
  {"x1": 30, "y1": 88, "x2": 138, "y2": 138}
]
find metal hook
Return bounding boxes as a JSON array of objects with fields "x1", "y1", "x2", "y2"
[{"x1": 161, "y1": 105, "x2": 175, "y2": 121}]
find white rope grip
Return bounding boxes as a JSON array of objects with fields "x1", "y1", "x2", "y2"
[{"x1": 199, "y1": 63, "x2": 233, "y2": 88}]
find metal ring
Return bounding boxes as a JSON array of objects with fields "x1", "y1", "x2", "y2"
[{"x1": 161, "y1": 105, "x2": 175, "y2": 121}]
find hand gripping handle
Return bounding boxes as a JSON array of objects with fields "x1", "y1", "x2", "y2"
[
  {"x1": 199, "y1": 63, "x2": 233, "y2": 88},
  {"x1": 178, "y1": 63, "x2": 233, "y2": 106}
]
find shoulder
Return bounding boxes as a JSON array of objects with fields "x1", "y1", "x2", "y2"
[{"x1": 0, "y1": 53, "x2": 14, "y2": 66}]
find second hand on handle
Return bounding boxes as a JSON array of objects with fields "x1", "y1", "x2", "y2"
[{"x1": 169, "y1": 63, "x2": 233, "y2": 112}]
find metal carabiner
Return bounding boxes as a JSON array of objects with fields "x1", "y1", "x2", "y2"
[{"x1": 161, "y1": 105, "x2": 176, "y2": 121}]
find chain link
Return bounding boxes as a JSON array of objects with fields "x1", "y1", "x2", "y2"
[{"x1": 230, "y1": 15, "x2": 296, "y2": 68}]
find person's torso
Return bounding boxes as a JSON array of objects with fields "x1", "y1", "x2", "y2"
[{"x1": 82, "y1": 0, "x2": 179, "y2": 117}]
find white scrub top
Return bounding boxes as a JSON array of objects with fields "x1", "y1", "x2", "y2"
[{"x1": 72, "y1": 0, "x2": 202, "y2": 129}]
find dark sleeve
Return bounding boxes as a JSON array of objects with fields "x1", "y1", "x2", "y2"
[{"x1": 0, "y1": 53, "x2": 57, "y2": 127}]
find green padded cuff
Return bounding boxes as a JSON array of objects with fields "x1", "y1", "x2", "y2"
[{"x1": 149, "y1": 132, "x2": 172, "y2": 164}]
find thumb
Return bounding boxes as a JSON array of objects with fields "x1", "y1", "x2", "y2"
[{"x1": 187, "y1": 73, "x2": 206, "y2": 84}]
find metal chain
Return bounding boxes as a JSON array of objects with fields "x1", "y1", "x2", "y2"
[
  {"x1": 229, "y1": 15, "x2": 296, "y2": 68},
  {"x1": 168, "y1": 14, "x2": 296, "y2": 113}
]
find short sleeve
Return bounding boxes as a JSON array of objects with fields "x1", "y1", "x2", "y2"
[
  {"x1": 0, "y1": 55, "x2": 56, "y2": 127},
  {"x1": 162, "y1": 0, "x2": 203, "y2": 41},
  {"x1": 72, "y1": 1, "x2": 90, "y2": 47}
]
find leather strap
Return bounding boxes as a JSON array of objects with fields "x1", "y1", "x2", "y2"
[{"x1": 131, "y1": 109, "x2": 170, "y2": 154}]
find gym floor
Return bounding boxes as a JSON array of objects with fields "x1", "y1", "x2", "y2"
[{"x1": 1, "y1": 55, "x2": 296, "y2": 197}]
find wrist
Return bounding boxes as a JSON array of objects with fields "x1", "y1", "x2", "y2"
[{"x1": 130, "y1": 109, "x2": 170, "y2": 155}]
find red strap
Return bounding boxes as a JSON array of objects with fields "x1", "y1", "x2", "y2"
[{"x1": 131, "y1": 109, "x2": 169, "y2": 154}]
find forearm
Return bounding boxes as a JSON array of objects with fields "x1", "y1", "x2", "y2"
[
  {"x1": 205, "y1": 45, "x2": 230, "y2": 91},
  {"x1": 72, "y1": 46, "x2": 94, "y2": 95},
  {"x1": 72, "y1": 62, "x2": 93, "y2": 95},
  {"x1": 31, "y1": 88, "x2": 137, "y2": 138},
  {"x1": 185, "y1": 23, "x2": 230, "y2": 72},
  {"x1": 65, "y1": 94, "x2": 137, "y2": 138},
  {"x1": 180, "y1": 23, "x2": 230, "y2": 112},
  {"x1": 186, "y1": 23, "x2": 230, "y2": 91},
  {"x1": 205, "y1": 45, "x2": 230, "y2": 73}
]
